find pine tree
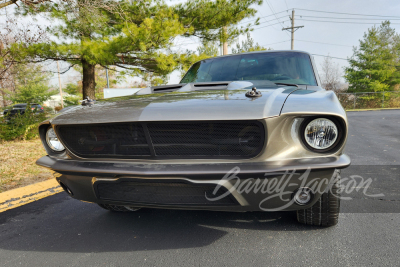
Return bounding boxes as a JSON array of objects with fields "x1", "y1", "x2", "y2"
[
  {"x1": 231, "y1": 32, "x2": 269, "y2": 54},
  {"x1": 345, "y1": 21, "x2": 400, "y2": 92},
  {"x1": 18, "y1": 0, "x2": 262, "y2": 99},
  {"x1": 9, "y1": 64, "x2": 55, "y2": 104}
]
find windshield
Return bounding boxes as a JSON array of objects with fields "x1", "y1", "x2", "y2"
[{"x1": 180, "y1": 52, "x2": 317, "y2": 86}]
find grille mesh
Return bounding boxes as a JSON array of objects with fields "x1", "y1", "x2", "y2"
[
  {"x1": 148, "y1": 122, "x2": 263, "y2": 157},
  {"x1": 57, "y1": 121, "x2": 264, "y2": 159},
  {"x1": 96, "y1": 182, "x2": 237, "y2": 205},
  {"x1": 58, "y1": 123, "x2": 151, "y2": 157}
]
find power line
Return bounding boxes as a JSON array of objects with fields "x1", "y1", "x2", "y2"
[
  {"x1": 252, "y1": 20, "x2": 290, "y2": 31},
  {"x1": 294, "y1": 8, "x2": 400, "y2": 18},
  {"x1": 284, "y1": 0, "x2": 289, "y2": 10},
  {"x1": 259, "y1": 40, "x2": 290, "y2": 46},
  {"x1": 297, "y1": 19, "x2": 400, "y2": 25},
  {"x1": 296, "y1": 15, "x2": 400, "y2": 21},
  {"x1": 236, "y1": 15, "x2": 289, "y2": 26},
  {"x1": 265, "y1": 0, "x2": 288, "y2": 30},
  {"x1": 237, "y1": 10, "x2": 289, "y2": 25},
  {"x1": 251, "y1": 15, "x2": 288, "y2": 26},
  {"x1": 296, "y1": 39, "x2": 353, "y2": 47},
  {"x1": 316, "y1": 55, "x2": 400, "y2": 71},
  {"x1": 312, "y1": 54, "x2": 349, "y2": 61},
  {"x1": 313, "y1": 54, "x2": 400, "y2": 68},
  {"x1": 171, "y1": 21, "x2": 290, "y2": 47}
]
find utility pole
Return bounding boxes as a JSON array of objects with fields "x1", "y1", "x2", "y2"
[
  {"x1": 282, "y1": 9, "x2": 304, "y2": 50},
  {"x1": 223, "y1": 26, "x2": 228, "y2": 55},
  {"x1": 57, "y1": 61, "x2": 64, "y2": 109},
  {"x1": 105, "y1": 67, "x2": 110, "y2": 88}
]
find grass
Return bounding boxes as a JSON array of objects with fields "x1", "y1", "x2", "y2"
[{"x1": 0, "y1": 139, "x2": 53, "y2": 193}]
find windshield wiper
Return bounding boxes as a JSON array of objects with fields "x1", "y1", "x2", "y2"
[{"x1": 274, "y1": 82, "x2": 298, "y2": 87}]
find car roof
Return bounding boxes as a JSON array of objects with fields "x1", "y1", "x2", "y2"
[
  {"x1": 13, "y1": 103, "x2": 40, "y2": 106},
  {"x1": 197, "y1": 50, "x2": 313, "y2": 61}
]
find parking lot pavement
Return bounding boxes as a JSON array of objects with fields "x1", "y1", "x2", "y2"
[{"x1": 0, "y1": 110, "x2": 399, "y2": 266}]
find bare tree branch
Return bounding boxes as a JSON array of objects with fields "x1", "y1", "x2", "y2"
[
  {"x1": 0, "y1": 0, "x2": 55, "y2": 9},
  {"x1": 320, "y1": 56, "x2": 342, "y2": 91}
]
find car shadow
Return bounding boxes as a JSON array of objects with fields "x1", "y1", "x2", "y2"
[{"x1": 0, "y1": 193, "x2": 325, "y2": 253}]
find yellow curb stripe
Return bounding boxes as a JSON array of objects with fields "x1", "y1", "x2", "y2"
[
  {"x1": 0, "y1": 179, "x2": 63, "y2": 213},
  {"x1": 346, "y1": 107, "x2": 400, "y2": 112}
]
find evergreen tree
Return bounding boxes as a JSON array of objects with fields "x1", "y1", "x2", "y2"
[
  {"x1": 18, "y1": 0, "x2": 262, "y2": 99},
  {"x1": 231, "y1": 32, "x2": 269, "y2": 54},
  {"x1": 197, "y1": 41, "x2": 220, "y2": 57},
  {"x1": 345, "y1": 21, "x2": 400, "y2": 92},
  {"x1": 9, "y1": 64, "x2": 55, "y2": 104}
]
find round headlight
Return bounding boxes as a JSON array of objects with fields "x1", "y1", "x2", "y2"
[
  {"x1": 303, "y1": 118, "x2": 338, "y2": 150},
  {"x1": 46, "y1": 128, "x2": 65, "y2": 152}
]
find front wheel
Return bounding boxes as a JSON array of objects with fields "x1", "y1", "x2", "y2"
[{"x1": 296, "y1": 170, "x2": 341, "y2": 227}]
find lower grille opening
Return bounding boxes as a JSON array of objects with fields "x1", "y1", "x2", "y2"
[{"x1": 96, "y1": 182, "x2": 238, "y2": 206}]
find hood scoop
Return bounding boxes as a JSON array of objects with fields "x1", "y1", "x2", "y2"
[
  {"x1": 193, "y1": 83, "x2": 229, "y2": 88},
  {"x1": 152, "y1": 84, "x2": 185, "y2": 92}
]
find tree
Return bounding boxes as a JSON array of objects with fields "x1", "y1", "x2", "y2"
[
  {"x1": 231, "y1": 32, "x2": 268, "y2": 54},
  {"x1": 345, "y1": 21, "x2": 400, "y2": 92},
  {"x1": 19, "y1": 0, "x2": 262, "y2": 100},
  {"x1": 197, "y1": 41, "x2": 219, "y2": 57},
  {"x1": 70, "y1": 65, "x2": 121, "y2": 97},
  {"x1": 63, "y1": 65, "x2": 120, "y2": 105},
  {"x1": 320, "y1": 56, "x2": 342, "y2": 91},
  {"x1": 130, "y1": 80, "x2": 148, "y2": 88},
  {"x1": 9, "y1": 63, "x2": 55, "y2": 104},
  {"x1": 0, "y1": 17, "x2": 47, "y2": 106},
  {"x1": 0, "y1": 0, "x2": 54, "y2": 9}
]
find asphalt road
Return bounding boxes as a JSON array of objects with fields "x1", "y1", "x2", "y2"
[{"x1": 1, "y1": 110, "x2": 399, "y2": 266}]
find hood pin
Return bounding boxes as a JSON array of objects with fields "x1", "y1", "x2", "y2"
[{"x1": 245, "y1": 87, "x2": 262, "y2": 98}]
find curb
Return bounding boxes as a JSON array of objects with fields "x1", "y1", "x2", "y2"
[
  {"x1": 346, "y1": 108, "x2": 400, "y2": 112},
  {"x1": 0, "y1": 179, "x2": 63, "y2": 213}
]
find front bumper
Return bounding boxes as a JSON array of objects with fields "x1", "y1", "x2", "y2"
[{"x1": 37, "y1": 154, "x2": 350, "y2": 212}]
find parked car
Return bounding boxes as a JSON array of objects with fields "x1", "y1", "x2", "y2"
[
  {"x1": 36, "y1": 51, "x2": 350, "y2": 226},
  {"x1": 3, "y1": 103, "x2": 44, "y2": 118}
]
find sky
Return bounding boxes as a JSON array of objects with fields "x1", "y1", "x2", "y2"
[
  {"x1": 167, "y1": 0, "x2": 400, "y2": 84},
  {"x1": 2, "y1": 0, "x2": 400, "y2": 88},
  {"x1": 166, "y1": 0, "x2": 400, "y2": 84}
]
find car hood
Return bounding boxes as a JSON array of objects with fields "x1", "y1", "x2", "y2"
[{"x1": 50, "y1": 84, "x2": 298, "y2": 125}]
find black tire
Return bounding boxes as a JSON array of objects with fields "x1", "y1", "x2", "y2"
[
  {"x1": 98, "y1": 204, "x2": 140, "y2": 212},
  {"x1": 297, "y1": 169, "x2": 341, "y2": 227}
]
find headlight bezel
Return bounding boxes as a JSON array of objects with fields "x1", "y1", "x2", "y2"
[
  {"x1": 45, "y1": 127, "x2": 65, "y2": 152},
  {"x1": 299, "y1": 116, "x2": 345, "y2": 153},
  {"x1": 39, "y1": 124, "x2": 67, "y2": 157}
]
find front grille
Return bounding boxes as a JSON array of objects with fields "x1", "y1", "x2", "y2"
[
  {"x1": 57, "y1": 121, "x2": 265, "y2": 159},
  {"x1": 57, "y1": 123, "x2": 151, "y2": 157},
  {"x1": 96, "y1": 181, "x2": 237, "y2": 206}
]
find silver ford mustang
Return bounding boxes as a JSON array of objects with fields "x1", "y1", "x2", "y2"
[{"x1": 37, "y1": 51, "x2": 350, "y2": 226}]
